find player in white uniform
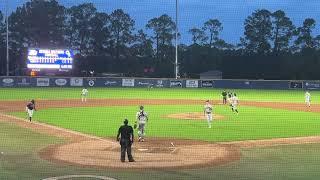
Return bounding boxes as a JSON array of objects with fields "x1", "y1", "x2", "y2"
[
  {"x1": 230, "y1": 94, "x2": 239, "y2": 114},
  {"x1": 25, "y1": 99, "x2": 36, "y2": 122},
  {"x1": 135, "y1": 106, "x2": 148, "y2": 142},
  {"x1": 305, "y1": 91, "x2": 311, "y2": 107},
  {"x1": 203, "y1": 100, "x2": 213, "y2": 128},
  {"x1": 81, "y1": 87, "x2": 88, "y2": 102}
]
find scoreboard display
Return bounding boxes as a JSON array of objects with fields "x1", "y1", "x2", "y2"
[{"x1": 27, "y1": 49, "x2": 73, "y2": 70}]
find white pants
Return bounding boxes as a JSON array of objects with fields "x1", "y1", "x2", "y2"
[
  {"x1": 205, "y1": 113, "x2": 213, "y2": 127},
  {"x1": 305, "y1": 99, "x2": 310, "y2": 106},
  {"x1": 27, "y1": 109, "x2": 34, "y2": 118}
]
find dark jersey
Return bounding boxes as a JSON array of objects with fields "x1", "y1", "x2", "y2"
[
  {"x1": 117, "y1": 125, "x2": 134, "y2": 141},
  {"x1": 27, "y1": 102, "x2": 35, "y2": 110},
  {"x1": 222, "y1": 91, "x2": 227, "y2": 97}
]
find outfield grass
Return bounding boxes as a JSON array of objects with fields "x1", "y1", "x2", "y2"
[
  {"x1": 11, "y1": 105, "x2": 320, "y2": 142},
  {"x1": 0, "y1": 87, "x2": 318, "y2": 103}
]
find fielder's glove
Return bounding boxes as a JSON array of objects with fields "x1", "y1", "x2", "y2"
[{"x1": 133, "y1": 123, "x2": 137, "y2": 129}]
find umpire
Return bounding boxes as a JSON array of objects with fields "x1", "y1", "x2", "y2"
[{"x1": 117, "y1": 119, "x2": 135, "y2": 162}]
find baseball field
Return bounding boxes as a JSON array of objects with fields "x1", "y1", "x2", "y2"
[{"x1": 1, "y1": 87, "x2": 320, "y2": 179}]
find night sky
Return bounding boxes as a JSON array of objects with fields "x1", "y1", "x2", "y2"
[{"x1": 1, "y1": 0, "x2": 320, "y2": 44}]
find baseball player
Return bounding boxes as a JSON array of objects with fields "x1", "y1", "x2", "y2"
[
  {"x1": 25, "y1": 99, "x2": 36, "y2": 122},
  {"x1": 203, "y1": 100, "x2": 213, "y2": 128},
  {"x1": 230, "y1": 93, "x2": 239, "y2": 114},
  {"x1": 305, "y1": 91, "x2": 311, "y2": 107},
  {"x1": 81, "y1": 87, "x2": 88, "y2": 102},
  {"x1": 221, "y1": 90, "x2": 228, "y2": 104},
  {"x1": 135, "y1": 106, "x2": 148, "y2": 142}
]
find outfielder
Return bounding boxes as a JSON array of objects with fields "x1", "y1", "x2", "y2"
[
  {"x1": 230, "y1": 93, "x2": 239, "y2": 114},
  {"x1": 305, "y1": 91, "x2": 311, "y2": 107},
  {"x1": 25, "y1": 99, "x2": 36, "y2": 122},
  {"x1": 135, "y1": 106, "x2": 148, "y2": 142},
  {"x1": 81, "y1": 87, "x2": 88, "y2": 102},
  {"x1": 204, "y1": 100, "x2": 213, "y2": 128}
]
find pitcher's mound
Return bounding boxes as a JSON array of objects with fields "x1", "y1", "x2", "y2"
[{"x1": 166, "y1": 112, "x2": 225, "y2": 120}]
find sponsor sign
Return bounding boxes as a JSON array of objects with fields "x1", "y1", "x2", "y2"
[
  {"x1": 87, "y1": 79, "x2": 96, "y2": 87},
  {"x1": 305, "y1": 82, "x2": 320, "y2": 90},
  {"x1": 70, "y1": 78, "x2": 83, "y2": 86},
  {"x1": 155, "y1": 80, "x2": 164, "y2": 88},
  {"x1": 186, "y1": 80, "x2": 198, "y2": 88},
  {"x1": 17, "y1": 78, "x2": 31, "y2": 86},
  {"x1": 37, "y1": 78, "x2": 50, "y2": 86},
  {"x1": 2, "y1": 78, "x2": 15, "y2": 87},
  {"x1": 170, "y1": 80, "x2": 182, "y2": 88},
  {"x1": 201, "y1": 80, "x2": 214, "y2": 88},
  {"x1": 55, "y1": 79, "x2": 67, "y2": 86},
  {"x1": 122, "y1": 79, "x2": 135, "y2": 87},
  {"x1": 104, "y1": 79, "x2": 120, "y2": 87},
  {"x1": 289, "y1": 81, "x2": 303, "y2": 89}
]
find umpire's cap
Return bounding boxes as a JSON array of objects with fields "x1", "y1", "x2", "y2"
[{"x1": 124, "y1": 119, "x2": 128, "y2": 125}]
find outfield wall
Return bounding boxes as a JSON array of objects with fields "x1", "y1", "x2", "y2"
[{"x1": 0, "y1": 76, "x2": 317, "y2": 90}]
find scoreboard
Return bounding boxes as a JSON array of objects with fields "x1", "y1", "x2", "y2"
[{"x1": 27, "y1": 49, "x2": 73, "y2": 70}]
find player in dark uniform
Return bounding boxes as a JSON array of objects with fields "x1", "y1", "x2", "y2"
[
  {"x1": 221, "y1": 90, "x2": 227, "y2": 104},
  {"x1": 117, "y1": 119, "x2": 135, "y2": 162},
  {"x1": 25, "y1": 99, "x2": 36, "y2": 122}
]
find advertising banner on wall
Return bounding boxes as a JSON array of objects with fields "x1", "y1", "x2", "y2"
[
  {"x1": 70, "y1": 78, "x2": 83, "y2": 87},
  {"x1": 170, "y1": 80, "x2": 182, "y2": 88},
  {"x1": 201, "y1": 80, "x2": 214, "y2": 87},
  {"x1": 16, "y1": 77, "x2": 31, "y2": 87},
  {"x1": 304, "y1": 81, "x2": 320, "y2": 90},
  {"x1": 289, "y1": 81, "x2": 303, "y2": 89},
  {"x1": 86, "y1": 78, "x2": 96, "y2": 87},
  {"x1": 103, "y1": 78, "x2": 122, "y2": 87},
  {"x1": 122, "y1": 79, "x2": 135, "y2": 87},
  {"x1": 1, "y1": 77, "x2": 15, "y2": 87},
  {"x1": 36, "y1": 78, "x2": 50, "y2": 86},
  {"x1": 186, "y1": 80, "x2": 199, "y2": 88},
  {"x1": 53, "y1": 78, "x2": 68, "y2": 86}
]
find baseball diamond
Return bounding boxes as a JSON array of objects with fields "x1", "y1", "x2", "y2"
[{"x1": 1, "y1": 88, "x2": 320, "y2": 174}]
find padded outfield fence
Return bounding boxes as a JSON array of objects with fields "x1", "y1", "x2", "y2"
[{"x1": 0, "y1": 76, "x2": 319, "y2": 90}]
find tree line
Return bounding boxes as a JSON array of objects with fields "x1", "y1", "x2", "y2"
[{"x1": 0, "y1": 0, "x2": 320, "y2": 79}]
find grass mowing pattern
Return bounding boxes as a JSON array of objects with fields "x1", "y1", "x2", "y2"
[
  {"x1": 11, "y1": 105, "x2": 320, "y2": 142},
  {"x1": 0, "y1": 87, "x2": 318, "y2": 103}
]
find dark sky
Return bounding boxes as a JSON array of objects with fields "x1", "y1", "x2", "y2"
[{"x1": 1, "y1": 0, "x2": 320, "y2": 44}]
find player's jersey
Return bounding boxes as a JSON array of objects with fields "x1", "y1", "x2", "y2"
[
  {"x1": 82, "y1": 89, "x2": 88, "y2": 95},
  {"x1": 136, "y1": 110, "x2": 148, "y2": 124},
  {"x1": 204, "y1": 104, "x2": 213, "y2": 114},
  {"x1": 27, "y1": 102, "x2": 35, "y2": 110},
  {"x1": 305, "y1": 92, "x2": 311, "y2": 101},
  {"x1": 222, "y1": 91, "x2": 227, "y2": 97},
  {"x1": 231, "y1": 96, "x2": 239, "y2": 105}
]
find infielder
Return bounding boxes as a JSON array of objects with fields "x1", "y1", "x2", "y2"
[
  {"x1": 305, "y1": 91, "x2": 311, "y2": 107},
  {"x1": 25, "y1": 99, "x2": 36, "y2": 122},
  {"x1": 135, "y1": 106, "x2": 148, "y2": 142},
  {"x1": 230, "y1": 93, "x2": 239, "y2": 114},
  {"x1": 204, "y1": 100, "x2": 213, "y2": 128},
  {"x1": 81, "y1": 87, "x2": 88, "y2": 102}
]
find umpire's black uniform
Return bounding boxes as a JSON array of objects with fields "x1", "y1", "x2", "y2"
[{"x1": 117, "y1": 119, "x2": 135, "y2": 162}]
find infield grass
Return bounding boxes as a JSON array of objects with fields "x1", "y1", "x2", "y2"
[{"x1": 0, "y1": 87, "x2": 318, "y2": 103}]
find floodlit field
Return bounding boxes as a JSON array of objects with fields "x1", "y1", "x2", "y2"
[{"x1": 1, "y1": 87, "x2": 320, "y2": 179}]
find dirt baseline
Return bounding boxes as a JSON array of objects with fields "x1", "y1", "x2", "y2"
[{"x1": 1, "y1": 98, "x2": 320, "y2": 169}]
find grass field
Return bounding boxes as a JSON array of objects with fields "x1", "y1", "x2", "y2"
[
  {"x1": 0, "y1": 87, "x2": 319, "y2": 103},
  {"x1": 1, "y1": 87, "x2": 320, "y2": 179}
]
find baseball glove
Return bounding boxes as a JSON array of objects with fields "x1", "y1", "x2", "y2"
[{"x1": 133, "y1": 123, "x2": 137, "y2": 129}]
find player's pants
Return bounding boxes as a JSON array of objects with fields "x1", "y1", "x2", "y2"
[
  {"x1": 223, "y1": 97, "x2": 227, "y2": 104},
  {"x1": 120, "y1": 139, "x2": 133, "y2": 162},
  {"x1": 305, "y1": 99, "x2": 311, "y2": 107},
  {"x1": 81, "y1": 94, "x2": 87, "y2": 102},
  {"x1": 138, "y1": 123, "x2": 146, "y2": 138},
  {"x1": 205, "y1": 113, "x2": 212, "y2": 128},
  {"x1": 27, "y1": 109, "x2": 34, "y2": 118}
]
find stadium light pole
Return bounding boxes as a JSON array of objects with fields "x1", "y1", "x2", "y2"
[
  {"x1": 5, "y1": 0, "x2": 9, "y2": 76},
  {"x1": 175, "y1": 0, "x2": 179, "y2": 79}
]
